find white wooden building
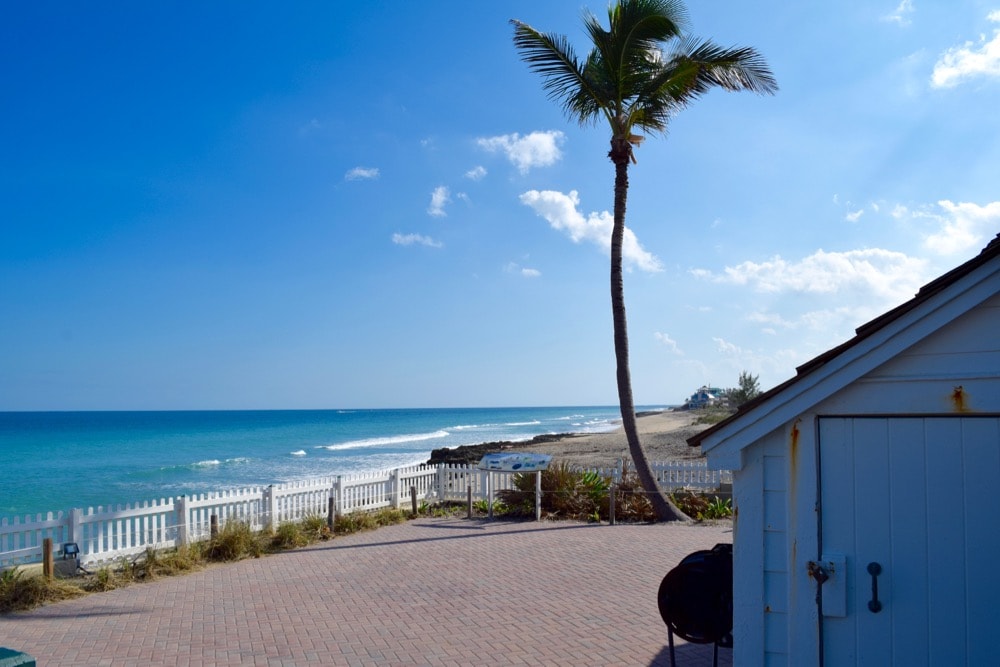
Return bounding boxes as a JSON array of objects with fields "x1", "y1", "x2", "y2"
[{"x1": 689, "y1": 236, "x2": 1000, "y2": 666}]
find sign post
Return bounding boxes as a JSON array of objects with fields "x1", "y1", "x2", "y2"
[{"x1": 477, "y1": 453, "x2": 553, "y2": 520}]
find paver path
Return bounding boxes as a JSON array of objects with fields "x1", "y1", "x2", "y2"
[{"x1": 0, "y1": 518, "x2": 733, "y2": 666}]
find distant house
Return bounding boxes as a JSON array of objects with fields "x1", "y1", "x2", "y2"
[
  {"x1": 682, "y1": 386, "x2": 724, "y2": 410},
  {"x1": 689, "y1": 236, "x2": 1000, "y2": 665}
]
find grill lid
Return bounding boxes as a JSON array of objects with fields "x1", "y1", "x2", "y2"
[{"x1": 657, "y1": 543, "x2": 733, "y2": 645}]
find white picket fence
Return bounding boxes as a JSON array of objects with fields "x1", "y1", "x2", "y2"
[{"x1": 0, "y1": 460, "x2": 729, "y2": 569}]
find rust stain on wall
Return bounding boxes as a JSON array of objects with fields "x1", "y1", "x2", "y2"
[
  {"x1": 789, "y1": 418, "x2": 801, "y2": 482},
  {"x1": 951, "y1": 385, "x2": 970, "y2": 412}
]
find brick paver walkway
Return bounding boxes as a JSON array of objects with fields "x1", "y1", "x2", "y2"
[{"x1": 0, "y1": 518, "x2": 733, "y2": 666}]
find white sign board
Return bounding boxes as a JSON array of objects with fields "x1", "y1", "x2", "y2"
[{"x1": 477, "y1": 452, "x2": 552, "y2": 472}]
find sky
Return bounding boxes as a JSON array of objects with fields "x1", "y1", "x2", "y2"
[{"x1": 3, "y1": 1, "x2": 1000, "y2": 411}]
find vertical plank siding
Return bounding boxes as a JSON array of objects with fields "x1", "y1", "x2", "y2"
[{"x1": 1, "y1": 460, "x2": 729, "y2": 568}]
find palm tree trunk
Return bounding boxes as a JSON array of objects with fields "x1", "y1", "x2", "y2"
[{"x1": 610, "y1": 142, "x2": 688, "y2": 523}]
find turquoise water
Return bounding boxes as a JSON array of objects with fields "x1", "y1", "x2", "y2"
[{"x1": 0, "y1": 406, "x2": 665, "y2": 518}]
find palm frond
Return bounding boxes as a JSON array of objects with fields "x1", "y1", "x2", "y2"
[
  {"x1": 513, "y1": 2, "x2": 776, "y2": 141},
  {"x1": 658, "y1": 37, "x2": 779, "y2": 99},
  {"x1": 511, "y1": 19, "x2": 605, "y2": 124}
]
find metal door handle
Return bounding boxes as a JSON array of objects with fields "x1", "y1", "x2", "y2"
[{"x1": 867, "y1": 562, "x2": 882, "y2": 613}]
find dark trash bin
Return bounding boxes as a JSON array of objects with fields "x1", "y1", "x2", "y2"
[{"x1": 657, "y1": 542, "x2": 733, "y2": 667}]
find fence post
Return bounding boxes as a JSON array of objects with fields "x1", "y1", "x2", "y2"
[
  {"x1": 436, "y1": 465, "x2": 446, "y2": 502},
  {"x1": 176, "y1": 496, "x2": 188, "y2": 547},
  {"x1": 335, "y1": 476, "x2": 344, "y2": 517},
  {"x1": 263, "y1": 485, "x2": 277, "y2": 532},
  {"x1": 327, "y1": 497, "x2": 335, "y2": 531},
  {"x1": 467, "y1": 485, "x2": 473, "y2": 519},
  {"x1": 410, "y1": 486, "x2": 418, "y2": 516},
  {"x1": 391, "y1": 469, "x2": 401, "y2": 510},
  {"x1": 487, "y1": 472, "x2": 494, "y2": 520},
  {"x1": 210, "y1": 514, "x2": 218, "y2": 539},
  {"x1": 68, "y1": 507, "x2": 82, "y2": 555}
]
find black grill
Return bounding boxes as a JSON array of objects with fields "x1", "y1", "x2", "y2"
[{"x1": 657, "y1": 543, "x2": 733, "y2": 666}]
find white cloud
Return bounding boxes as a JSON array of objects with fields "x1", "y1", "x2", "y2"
[
  {"x1": 465, "y1": 166, "x2": 487, "y2": 181},
  {"x1": 345, "y1": 166, "x2": 379, "y2": 181},
  {"x1": 922, "y1": 200, "x2": 1000, "y2": 255},
  {"x1": 931, "y1": 12, "x2": 1000, "y2": 87},
  {"x1": 505, "y1": 262, "x2": 541, "y2": 278},
  {"x1": 299, "y1": 118, "x2": 323, "y2": 135},
  {"x1": 882, "y1": 0, "x2": 914, "y2": 27},
  {"x1": 655, "y1": 332, "x2": 684, "y2": 355},
  {"x1": 392, "y1": 233, "x2": 442, "y2": 248},
  {"x1": 749, "y1": 305, "x2": 875, "y2": 335},
  {"x1": 477, "y1": 131, "x2": 565, "y2": 174},
  {"x1": 692, "y1": 247, "x2": 928, "y2": 304},
  {"x1": 845, "y1": 209, "x2": 864, "y2": 222},
  {"x1": 747, "y1": 311, "x2": 795, "y2": 329},
  {"x1": 713, "y1": 337, "x2": 740, "y2": 356},
  {"x1": 711, "y1": 337, "x2": 805, "y2": 379},
  {"x1": 428, "y1": 186, "x2": 451, "y2": 217},
  {"x1": 519, "y1": 189, "x2": 663, "y2": 273}
]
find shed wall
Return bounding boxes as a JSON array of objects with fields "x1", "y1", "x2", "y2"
[{"x1": 733, "y1": 428, "x2": 799, "y2": 665}]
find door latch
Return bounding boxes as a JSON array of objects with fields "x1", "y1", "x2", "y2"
[
  {"x1": 807, "y1": 560, "x2": 829, "y2": 584},
  {"x1": 809, "y1": 555, "x2": 847, "y2": 617}
]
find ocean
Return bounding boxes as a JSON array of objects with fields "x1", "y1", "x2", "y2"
[{"x1": 0, "y1": 406, "x2": 665, "y2": 519}]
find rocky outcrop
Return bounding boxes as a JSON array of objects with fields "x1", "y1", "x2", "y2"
[{"x1": 426, "y1": 433, "x2": 576, "y2": 465}]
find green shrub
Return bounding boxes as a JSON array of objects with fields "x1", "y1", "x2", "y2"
[
  {"x1": 0, "y1": 567, "x2": 85, "y2": 611},
  {"x1": 701, "y1": 496, "x2": 733, "y2": 520},
  {"x1": 372, "y1": 508, "x2": 408, "y2": 527},
  {"x1": 300, "y1": 514, "x2": 333, "y2": 540},
  {"x1": 611, "y1": 465, "x2": 657, "y2": 522},
  {"x1": 334, "y1": 511, "x2": 378, "y2": 535},
  {"x1": 271, "y1": 522, "x2": 309, "y2": 550},
  {"x1": 669, "y1": 491, "x2": 733, "y2": 520},
  {"x1": 146, "y1": 545, "x2": 202, "y2": 576},
  {"x1": 203, "y1": 521, "x2": 263, "y2": 561}
]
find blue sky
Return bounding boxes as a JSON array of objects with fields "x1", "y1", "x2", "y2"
[{"x1": 3, "y1": 1, "x2": 1000, "y2": 410}]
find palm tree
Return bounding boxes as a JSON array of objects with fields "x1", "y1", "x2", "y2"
[{"x1": 512, "y1": 0, "x2": 776, "y2": 521}]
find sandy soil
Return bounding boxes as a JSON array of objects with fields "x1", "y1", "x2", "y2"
[{"x1": 510, "y1": 410, "x2": 712, "y2": 469}]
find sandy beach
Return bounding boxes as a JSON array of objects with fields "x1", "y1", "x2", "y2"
[{"x1": 509, "y1": 409, "x2": 711, "y2": 469}]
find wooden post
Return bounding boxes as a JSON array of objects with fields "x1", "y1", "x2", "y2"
[
  {"x1": 42, "y1": 537, "x2": 53, "y2": 580},
  {"x1": 467, "y1": 485, "x2": 473, "y2": 519},
  {"x1": 609, "y1": 485, "x2": 616, "y2": 526},
  {"x1": 210, "y1": 514, "x2": 218, "y2": 539},
  {"x1": 327, "y1": 497, "x2": 335, "y2": 531},
  {"x1": 535, "y1": 471, "x2": 542, "y2": 521},
  {"x1": 410, "y1": 486, "x2": 418, "y2": 516}
]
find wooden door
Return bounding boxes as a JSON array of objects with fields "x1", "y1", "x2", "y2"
[{"x1": 818, "y1": 416, "x2": 1000, "y2": 666}]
